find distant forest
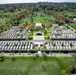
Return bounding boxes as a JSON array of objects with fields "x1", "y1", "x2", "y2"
[{"x1": 0, "y1": 2, "x2": 76, "y2": 33}]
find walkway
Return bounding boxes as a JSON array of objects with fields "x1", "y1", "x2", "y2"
[
  {"x1": 33, "y1": 32, "x2": 44, "y2": 46},
  {"x1": 2, "y1": 53, "x2": 72, "y2": 57}
]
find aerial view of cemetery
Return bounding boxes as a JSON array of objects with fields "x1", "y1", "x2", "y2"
[{"x1": 0, "y1": 1, "x2": 76, "y2": 75}]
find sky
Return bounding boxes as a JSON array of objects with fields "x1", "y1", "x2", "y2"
[{"x1": 0, "y1": 0, "x2": 76, "y2": 4}]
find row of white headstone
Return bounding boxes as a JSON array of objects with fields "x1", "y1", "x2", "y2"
[
  {"x1": 0, "y1": 41, "x2": 33, "y2": 50},
  {"x1": 0, "y1": 26, "x2": 28, "y2": 39},
  {"x1": 46, "y1": 41, "x2": 76, "y2": 50},
  {"x1": 50, "y1": 24, "x2": 76, "y2": 38}
]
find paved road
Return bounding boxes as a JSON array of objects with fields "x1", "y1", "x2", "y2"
[{"x1": 1, "y1": 53, "x2": 72, "y2": 57}]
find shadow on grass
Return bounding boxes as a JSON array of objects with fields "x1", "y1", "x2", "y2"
[
  {"x1": 0, "y1": 56, "x2": 5, "y2": 62},
  {"x1": 12, "y1": 57, "x2": 16, "y2": 62}
]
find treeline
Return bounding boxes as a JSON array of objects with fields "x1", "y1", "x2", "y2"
[
  {"x1": 5, "y1": 10, "x2": 27, "y2": 27},
  {"x1": 45, "y1": 10, "x2": 68, "y2": 24},
  {"x1": 38, "y1": 2, "x2": 76, "y2": 12},
  {"x1": 0, "y1": 13, "x2": 14, "y2": 19},
  {"x1": 0, "y1": 10, "x2": 27, "y2": 33},
  {"x1": 0, "y1": 3, "x2": 36, "y2": 13},
  {"x1": 0, "y1": 3, "x2": 76, "y2": 13}
]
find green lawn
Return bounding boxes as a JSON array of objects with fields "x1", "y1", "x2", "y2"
[
  {"x1": 0, "y1": 18, "x2": 10, "y2": 24},
  {"x1": 33, "y1": 12, "x2": 56, "y2": 23},
  {"x1": 44, "y1": 37, "x2": 50, "y2": 40},
  {"x1": 61, "y1": 11, "x2": 76, "y2": 17},
  {"x1": 28, "y1": 27, "x2": 48, "y2": 36},
  {"x1": 70, "y1": 23, "x2": 76, "y2": 30},
  {"x1": 0, "y1": 57, "x2": 76, "y2": 75},
  {"x1": 20, "y1": 12, "x2": 56, "y2": 24},
  {"x1": 57, "y1": 57, "x2": 76, "y2": 75}
]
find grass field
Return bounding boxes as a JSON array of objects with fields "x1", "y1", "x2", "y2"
[
  {"x1": 0, "y1": 57, "x2": 76, "y2": 75},
  {"x1": 61, "y1": 11, "x2": 76, "y2": 17},
  {"x1": 0, "y1": 18, "x2": 10, "y2": 24},
  {"x1": 70, "y1": 23, "x2": 76, "y2": 30},
  {"x1": 20, "y1": 12, "x2": 56, "y2": 23},
  {"x1": 33, "y1": 12, "x2": 56, "y2": 23}
]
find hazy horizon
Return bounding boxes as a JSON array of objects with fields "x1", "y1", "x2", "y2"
[{"x1": 0, "y1": 0, "x2": 76, "y2": 4}]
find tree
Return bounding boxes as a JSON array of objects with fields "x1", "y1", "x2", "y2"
[
  {"x1": 18, "y1": 23, "x2": 24, "y2": 29},
  {"x1": 69, "y1": 65, "x2": 76, "y2": 74},
  {"x1": 58, "y1": 20, "x2": 65, "y2": 25},
  {"x1": 3, "y1": 26, "x2": 8, "y2": 31},
  {"x1": 31, "y1": 17, "x2": 34, "y2": 23},
  {"x1": 42, "y1": 52, "x2": 47, "y2": 60},
  {"x1": 12, "y1": 52, "x2": 15, "y2": 62},
  {"x1": 16, "y1": 31, "x2": 20, "y2": 36},
  {"x1": 25, "y1": 20, "x2": 28, "y2": 26},
  {"x1": 0, "y1": 52, "x2": 5, "y2": 62},
  {"x1": 45, "y1": 21, "x2": 52, "y2": 29},
  {"x1": 72, "y1": 53, "x2": 76, "y2": 62}
]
